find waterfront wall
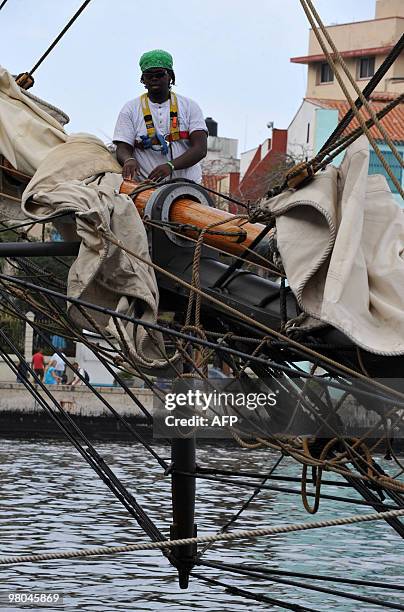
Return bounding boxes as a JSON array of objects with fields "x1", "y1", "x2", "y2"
[
  {"x1": 0, "y1": 383, "x2": 400, "y2": 447},
  {"x1": 0, "y1": 383, "x2": 154, "y2": 418}
]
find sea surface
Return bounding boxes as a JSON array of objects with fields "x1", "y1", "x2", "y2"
[{"x1": 0, "y1": 439, "x2": 403, "y2": 611}]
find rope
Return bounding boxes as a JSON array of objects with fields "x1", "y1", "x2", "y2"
[
  {"x1": 192, "y1": 573, "x2": 320, "y2": 612},
  {"x1": 2, "y1": 258, "x2": 404, "y2": 490},
  {"x1": 1, "y1": 508, "x2": 403, "y2": 566},
  {"x1": 301, "y1": 436, "x2": 376, "y2": 514},
  {"x1": 0, "y1": 212, "x2": 74, "y2": 235},
  {"x1": 318, "y1": 34, "x2": 404, "y2": 157},
  {"x1": 0, "y1": 0, "x2": 9, "y2": 10},
  {"x1": 2, "y1": 234, "x2": 403, "y2": 498},
  {"x1": 198, "y1": 560, "x2": 404, "y2": 611},
  {"x1": 300, "y1": 0, "x2": 404, "y2": 198},
  {"x1": 304, "y1": 0, "x2": 403, "y2": 171},
  {"x1": 100, "y1": 231, "x2": 404, "y2": 405},
  {"x1": 183, "y1": 214, "x2": 248, "y2": 373},
  {"x1": 2, "y1": 272, "x2": 380, "y2": 403},
  {"x1": 0, "y1": 191, "x2": 21, "y2": 203},
  {"x1": 27, "y1": 0, "x2": 92, "y2": 77},
  {"x1": 0, "y1": 338, "x2": 165, "y2": 544},
  {"x1": 5, "y1": 233, "x2": 404, "y2": 479},
  {"x1": 4, "y1": 263, "x2": 404, "y2": 473},
  {"x1": 308, "y1": 94, "x2": 404, "y2": 174},
  {"x1": 197, "y1": 455, "x2": 284, "y2": 560},
  {"x1": 144, "y1": 217, "x2": 281, "y2": 277},
  {"x1": 185, "y1": 214, "x2": 248, "y2": 329}
]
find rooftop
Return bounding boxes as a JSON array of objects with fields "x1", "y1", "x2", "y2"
[
  {"x1": 291, "y1": 44, "x2": 395, "y2": 65},
  {"x1": 305, "y1": 96, "x2": 404, "y2": 142}
]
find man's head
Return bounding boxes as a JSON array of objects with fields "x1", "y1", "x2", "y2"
[{"x1": 139, "y1": 49, "x2": 175, "y2": 96}]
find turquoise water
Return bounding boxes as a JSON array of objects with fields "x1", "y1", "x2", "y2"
[{"x1": 0, "y1": 440, "x2": 403, "y2": 611}]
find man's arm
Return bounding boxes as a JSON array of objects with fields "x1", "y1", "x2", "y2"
[
  {"x1": 116, "y1": 142, "x2": 140, "y2": 180},
  {"x1": 71, "y1": 375, "x2": 80, "y2": 386},
  {"x1": 148, "y1": 130, "x2": 207, "y2": 181}
]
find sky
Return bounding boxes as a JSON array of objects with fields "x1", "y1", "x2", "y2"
[{"x1": 0, "y1": 0, "x2": 375, "y2": 153}]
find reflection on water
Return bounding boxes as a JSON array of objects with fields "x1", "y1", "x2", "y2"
[{"x1": 0, "y1": 440, "x2": 403, "y2": 611}]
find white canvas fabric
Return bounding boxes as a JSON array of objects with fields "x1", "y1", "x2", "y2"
[
  {"x1": 0, "y1": 66, "x2": 176, "y2": 373},
  {"x1": 113, "y1": 93, "x2": 207, "y2": 182},
  {"x1": 0, "y1": 65, "x2": 67, "y2": 175},
  {"x1": 255, "y1": 136, "x2": 404, "y2": 356},
  {"x1": 21, "y1": 136, "x2": 177, "y2": 372}
]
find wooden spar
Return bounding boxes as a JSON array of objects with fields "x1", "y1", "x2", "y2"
[
  {"x1": 120, "y1": 179, "x2": 269, "y2": 258},
  {"x1": 0, "y1": 159, "x2": 269, "y2": 259}
]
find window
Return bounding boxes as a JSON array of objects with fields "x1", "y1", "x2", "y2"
[
  {"x1": 319, "y1": 62, "x2": 334, "y2": 83},
  {"x1": 359, "y1": 56, "x2": 375, "y2": 79}
]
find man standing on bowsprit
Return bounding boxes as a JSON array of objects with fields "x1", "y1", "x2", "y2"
[{"x1": 113, "y1": 49, "x2": 207, "y2": 183}]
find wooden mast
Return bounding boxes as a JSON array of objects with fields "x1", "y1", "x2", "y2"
[{"x1": 120, "y1": 179, "x2": 269, "y2": 258}]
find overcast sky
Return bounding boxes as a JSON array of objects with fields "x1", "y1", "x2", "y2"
[{"x1": 0, "y1": 0, "x2": 375, "y2": 152}]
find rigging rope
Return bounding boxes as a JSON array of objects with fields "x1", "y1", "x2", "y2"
[
  {"x1": 3, "y1": 268, "x2": 403, "y2": 499},
  {"x1": 303, "y1": 0, "x2": 403, "y2": 171},
  {"x1": 19, "y1": 0, "x2": 92, "y2": 82},
  {"x1": 99, "y1": 230, "x2": 404, "y2": 405},
  {"x1": 0, "y1": 508, "x2": 403, "y2": 565},
  {"x1": 288, "y1": 93, "x2": 404, "y2": 180},
  {"x1": 0, "y1": 327, "x2": 167, "y2": 545},
  {"x1": 1, "y1": 1, "x2": 403, "y2": 605},
  {"x1": 3, "y1": 270, "x2": 403, "y2": 410},
  {"x1": 3, "y1": 262, "x2": 404, "y2": 491},
  {"x1": 198, "y1": 560, "x2": 404, "y2": 611},
  {"x1": 299, "y1": 0, "x2": 404, "y2": 198},
  {"x1": 191, "y1": 573, "x2": 319, "y2": 612},
  {"x1": 317, "y1": 33, "x2": 404, "y2": 157}
]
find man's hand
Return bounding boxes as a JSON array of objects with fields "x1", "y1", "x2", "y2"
[
  {"x1": 122, "y1": 158, "x2": 140, "y2": 180},
  {"x1": 148, "y1": 163, "x2": 173, "y2": 182}
]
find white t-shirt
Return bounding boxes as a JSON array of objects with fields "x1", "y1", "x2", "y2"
[{"x1": 113, "y1": 93, "x2": 207, "y2": 183}]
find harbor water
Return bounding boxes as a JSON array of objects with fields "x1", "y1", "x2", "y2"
[{"x1": 0, "y1": 440, "x2": 403, "y2": 611}]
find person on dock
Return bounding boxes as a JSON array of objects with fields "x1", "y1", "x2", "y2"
[
  {"x1": 70, "y1": 362, "x2": 90, "y2": 386},
  {"x1": 50, "y1": 350, "x2": 66, "y2": 380},
  {"x1": 44, "y1": 360, "x2": 61, "y2": 385},
  {"x1": 113, "y1": 49, "x2": 207, "y2": 183},
  {"x1": 31, "y1": 348, "x2": 45, "y2": 381},
  {"x1": 16, "y1": 358, "x2": 29, "y2": 383}
]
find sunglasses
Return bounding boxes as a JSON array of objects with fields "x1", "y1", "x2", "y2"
[{"x1": 142, "y1": 70, "x2": 168, "y2": 80}]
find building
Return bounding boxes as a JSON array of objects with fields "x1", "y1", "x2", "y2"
[
  {"x1": 238, "y1": 129, "x2": 288, "y2": 202},
  {"x1": 201, "y1": 117, "x2": 240, "y2": 211},
  {"x1": 290, "y1": 0, "x2": 404, "y2": 101},
  {"x1": 287, "y1": 0, "x2": 404, "y2": 201}
]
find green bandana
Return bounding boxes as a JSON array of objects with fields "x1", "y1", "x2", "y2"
[{"x1": 139, "y1": 49, "x2": 173, "y2": 73}]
